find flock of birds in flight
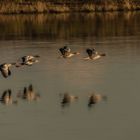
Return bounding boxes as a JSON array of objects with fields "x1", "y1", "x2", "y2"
[
  {"x1": 0, "y1": 46, "x2": 107, "y2": 107},
  {"x1": 0, "y1": 46, "x2": 106, "y2": 78},
  {"x1": 0, "y1": 55, "x2": 40, "y2": 78}
]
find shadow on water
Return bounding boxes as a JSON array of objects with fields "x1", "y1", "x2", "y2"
[{"x1": 0, "y1": 12, "x2": 140, "y2": 40}]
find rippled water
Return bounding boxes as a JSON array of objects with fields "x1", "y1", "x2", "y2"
[{"x1": 0, "y1": 12, "x2": 140, "y2": 140}]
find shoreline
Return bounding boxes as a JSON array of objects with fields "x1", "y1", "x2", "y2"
[{"x1": 0, "y1": 1, "x2": 140, "y2": 14}]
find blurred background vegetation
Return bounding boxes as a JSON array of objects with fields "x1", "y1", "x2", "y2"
[
  {"x1": 0, "y1": 12, "x2": 139, "y2": 40},
  {"x1": 0, "y1": 0, "x2": 140, "y2": 14}
]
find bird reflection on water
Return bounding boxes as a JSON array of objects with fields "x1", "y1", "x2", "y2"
[
  {"x1": 0, "y1": 84, "x2": 40, "y2": 106},
  {"x1": 17, "y1": 84, "x2": 40, "y2": 102},
  {"x1": 60, "y1": 93, "x2": 78, "y2": 108},
  {"x1": 0, "y1": 89, "x2": 18, "y2": 105},
  {"x1": 88, "y1": 93, "x2": 107, "y2": 108}
]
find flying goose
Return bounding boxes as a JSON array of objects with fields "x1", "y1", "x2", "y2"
[
  {"x1": 59, "y1": 46, "x2": 80, "y2": 58},
  {"x1": 0, "y1": 63, "x2": 16, "y2": 78},
  {"x1": 16, "y1": 55, "x2": 40, "y2": 67},
  {"x1": 84, "y1": 48, "x2": 106, "y2": 60}
]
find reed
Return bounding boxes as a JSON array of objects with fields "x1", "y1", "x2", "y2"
[{"x1": 0, "y1": 0, "x2": 140, "y2": 14}]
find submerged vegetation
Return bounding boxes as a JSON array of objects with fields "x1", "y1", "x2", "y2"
[{"x1": 0, "y1": 0, "x2": 140, "y2": 13}]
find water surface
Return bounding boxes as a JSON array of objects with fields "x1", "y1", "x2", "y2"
[{"x1": 0, "y1": 12, "x2": 140, "y2": 140}]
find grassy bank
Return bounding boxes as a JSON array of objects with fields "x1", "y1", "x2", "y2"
[{"x1": 0, "y1": 0, "x2": 140, "y2": 14}]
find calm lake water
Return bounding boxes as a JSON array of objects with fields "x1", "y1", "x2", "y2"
[{"x1": 0, "y1": 12, "x2": 140, "y2": 140}]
